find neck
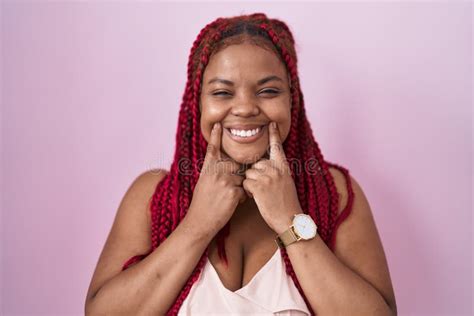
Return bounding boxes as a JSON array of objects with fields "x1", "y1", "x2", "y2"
[{"x1": 233, "y1": 197, "x2": 263, "y2": 222}]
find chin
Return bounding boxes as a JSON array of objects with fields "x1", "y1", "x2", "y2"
[{"x1": 224, "y1": 148, "x2": 267, "y2": 165}]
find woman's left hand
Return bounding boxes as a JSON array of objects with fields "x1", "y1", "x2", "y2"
[{"x1": 243, "y1": 122, "x2": 303, "y2": 234}]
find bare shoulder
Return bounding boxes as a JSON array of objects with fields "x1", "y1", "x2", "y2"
[
  {"x1": 85, "y1": 168, "x2": 169, "y2": 301},
  {"x1": 327, "y1": 166, "x2": 397, "y2": 313},
  {"x1": 328, "y1": 166, "x2": 349, "y2": 216},
  {"x1": 121, "y1": 169, "x2": 169, "y2": 224}
]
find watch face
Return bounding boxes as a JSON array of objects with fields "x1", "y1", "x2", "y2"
[{"x1": 293, "y1": 214, "x2": 317, "y2": 240}]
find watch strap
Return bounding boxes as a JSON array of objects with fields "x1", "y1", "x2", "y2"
[{"x1": 275, "y1": 226, "x2": 300, "y2": 249}]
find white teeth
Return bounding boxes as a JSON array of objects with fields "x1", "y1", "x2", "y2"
[{"x1": 230, "y1": 127, "x2": 261, "y2": 138}]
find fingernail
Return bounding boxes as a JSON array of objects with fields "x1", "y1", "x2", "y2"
[
  {"x1": 271, "y1": 122, "x2": 277, "y2": 129},
  {"x1": 213, "y1": 122, "x2": 220, "y2": 131}
]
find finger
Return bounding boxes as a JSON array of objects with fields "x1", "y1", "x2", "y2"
[
  {"x1": 229, "y1": 174, "x2": 245, "y2": 186},
  {"x1": 252, "y1": 163, "x2": 280, "y2": 178},
  {"x1": 242, "y1": 178, "x2": 257, "y2": 196},
  {"x1": 245, "y1": 190, "x2": 253, "y2": 199},
  {"x1": 252, "y1": 159, "x2": 272, "y2": 172},
  {"x1": 235, "y1": 163, "x2": 251, "y2": 177},
  {"x1": 237, "y1": 187, "x2": 248, "y2": 204},
  {"x1": 204, "y1": 122, "x2": 222, "y2": 164},
  {"x1": 245, "y1": 168, "x2": 263, "y2": 180},
  {"x1": 268, "y1": 121, "x2": 286, "y2": 165}
]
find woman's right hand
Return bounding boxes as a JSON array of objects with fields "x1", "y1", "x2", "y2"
[{"x1": 186, "y1": 122, "x2": 247, "y2": 234}]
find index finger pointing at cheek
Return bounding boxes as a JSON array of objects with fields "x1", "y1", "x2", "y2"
[
  {"x1": 269, "y1": 121, "x2": 286, "y2": 164},
  {"x1": 205, "y1": 122, "x2": 222, "y2": 163}
]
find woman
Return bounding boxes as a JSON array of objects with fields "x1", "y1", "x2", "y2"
[{"x1": 85, "y1": 13, "x2": 397, "y2": 315}]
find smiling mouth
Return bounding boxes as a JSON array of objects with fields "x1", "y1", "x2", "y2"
[{"x1": 224, "y1": 125, "x2": 267, "y2": 144}]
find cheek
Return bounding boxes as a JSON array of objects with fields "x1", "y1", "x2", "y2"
[
  {"x1": 281, "y1": 122, "x2": 291, "y2": 142},
  {"x1": 200, "y1": 104, "x2": 228, "y2": 142},
  {"x1": 265, "y1": 108, "x2": 291, "y2": 141}
]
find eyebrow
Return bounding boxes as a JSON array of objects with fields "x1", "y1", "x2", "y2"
[{"x1": 207, "y1": 75, "x2": 284, "y2": 86}]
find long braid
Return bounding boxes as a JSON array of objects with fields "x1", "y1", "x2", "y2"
[
  {"x1": 258, "y1": 20, "x2": 317, "y2": 315},
  {"x1": 121, "y1": 13, "x2": 354, "y2": 316}
]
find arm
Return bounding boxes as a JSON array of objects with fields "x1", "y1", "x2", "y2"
[
  {"x1": 274, "y1": 169, "x2": 397, "y2": 316},
  {"x1": 84, "y1": 170, "x2": 217, "y2": 315},
  {"x1": 244, "y1": 123, "x2": 397, "y2": 315}
]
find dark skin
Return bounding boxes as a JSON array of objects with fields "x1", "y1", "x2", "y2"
[
  {"x1": 84, "y1": 41, "x2": 396, "y2": 315},
  {"x1": 199, "y1": 42, "x2": 296, "y2": 226},
  {"x1": 197, "y1": 43, "x2": 300, "y2": 290},
  {"x1": 195, "y1": 42, "x2": 397, "y2": 315},
  {"x1": 200, "y1": 42, "x2": 292, "y2": 166}
]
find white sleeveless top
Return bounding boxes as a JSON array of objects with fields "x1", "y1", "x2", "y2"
[{"x1": 178, "y1": 248, "x2": 311, "y2": 315}]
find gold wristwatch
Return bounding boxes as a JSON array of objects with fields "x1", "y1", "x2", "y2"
[{"x1": 275, "y1": 213, "x2": 318, "y2": 248}]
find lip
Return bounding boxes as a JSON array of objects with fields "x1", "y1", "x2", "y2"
[
  {"x1": 223, "y1": 123, "x2": 266, "y2": 130},
  {"x1": 224, "y1": 124, "x2": 267, "y2": 144}
]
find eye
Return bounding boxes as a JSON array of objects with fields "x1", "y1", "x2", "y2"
[
  {"x1": 259, "y1": 88, "x2": 280, "y2": 95},
  {"x1": 212, "y1": 91, "x2": 232, "y2": 96}
]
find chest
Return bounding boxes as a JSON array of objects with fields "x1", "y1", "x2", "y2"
[{"x1": 207, "y1": 215, "x2": 280, "y2": 292}]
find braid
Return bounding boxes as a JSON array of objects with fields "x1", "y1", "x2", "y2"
[{"x1": 121, "y1": 13, "x2": 354, "y2": 316}]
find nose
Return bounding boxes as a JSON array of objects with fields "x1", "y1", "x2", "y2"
[{"x1": 231, "y1": 97, "x2": 260, "y2": 117}]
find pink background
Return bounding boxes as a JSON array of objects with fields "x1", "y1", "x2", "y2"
[{"x1": 2, "y1": 1, "x2": 472, "y2": 315}]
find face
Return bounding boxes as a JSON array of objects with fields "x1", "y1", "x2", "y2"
[{"x1": 200, "y1": 42, "x2": 292, "y2": 165}]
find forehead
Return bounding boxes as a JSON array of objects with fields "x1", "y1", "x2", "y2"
[{"x1": 202, "y1": 43, "x2": 287, "y2": 82}]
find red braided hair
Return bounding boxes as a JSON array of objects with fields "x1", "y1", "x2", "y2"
[{"x1": 121, "y1": 13, "x2": 354, "y2": 315}]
